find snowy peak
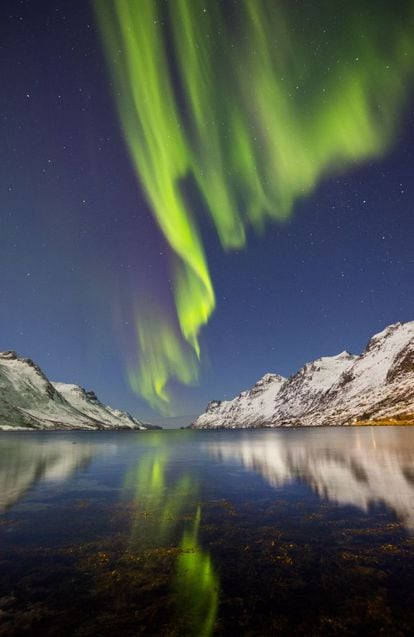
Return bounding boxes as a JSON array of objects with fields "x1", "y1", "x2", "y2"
[
  {"x1": 296, "y1": 350, "x2": 356, "y2": 381},
  {"x1": 329, "y1": 350, "x2": 354, "y2": 360},
  {"x1": 332, "y1": 321, "x2": 414, "y2": 397},
  {"x1": 52, "y1": 381, "x2": 147, "y2": 430},
  {"x1": 0, "y1": 351, "x2": 18, "y2": 361},
  {"x1": 364, "y1": 322, "x2": 404, "y2": 352},
  {"x1": 0, "y1": 352, "x2": 65, "y2": 409},
  {"x1": 249, "y1": 373, "x2": 286, "y2": 397},
  {"x1": 196, "y1": 372, "x2": 286, "y2": 429},
  {"x1": 0, "y1": 352, "x2": 153, "y2": 430},
  {"x1": 256, "y1": 372, "x2": 285, "y2": 385},
  {"x1": 192, "y1": 320, "x2": 414, "y2": 428},
  {"x1": 271, "y1": 350, "x2": 357, "y2": 423}
]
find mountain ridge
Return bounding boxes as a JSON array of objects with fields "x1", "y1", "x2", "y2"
[
  {"x1": 0, "y1": 351, "x2": 157, "y2": 431},
  {"x1": 192, "y1": 320, "x2": 414, "y2": 429}
]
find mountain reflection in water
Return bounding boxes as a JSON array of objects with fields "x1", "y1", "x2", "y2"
[
  {"x1": 204, "y1": 427, "x2": 414, "y2": 530},
  {"x1": 0, "y1": 437, "x2": 98, "y2": 512},
  {"x1": 1, "y1": 428, "x2": 414, "y2": 636}
]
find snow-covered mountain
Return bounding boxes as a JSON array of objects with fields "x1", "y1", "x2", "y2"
[
  {"x1": 0, "y1": 351, "x2": 155, "y2": 430},
  {"x1": 200, "y1": 373, "x2": 286, "y2": 429},
  {"x1": 193, "y1": 320, "x2": 414, "y2": 428}
]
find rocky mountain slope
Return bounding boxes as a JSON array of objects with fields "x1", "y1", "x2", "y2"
[
  {"x1": 0, "y1": 351, "x2": 154, "y2": 430},
  {"x1": 202, "y1": 373, "x2": 286, "y2": 428},
  {"x1": 193, "y1": 320, "x2": 414, "y2": 428}
]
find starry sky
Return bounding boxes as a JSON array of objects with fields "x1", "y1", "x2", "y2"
[{"x1": 2, "y1": 0, "x2": 414, "y2": 426}]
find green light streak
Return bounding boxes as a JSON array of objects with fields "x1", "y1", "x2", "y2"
[
  {"x1": 174, "y1": 505, "x2": 219, "y2": 637},
  {"x1": 95, "y1": 0, "x2": 414, "y2": 410},
  {"x1": 124, "y1": 444, "x2": 218, "y2": 636},
  {"x1": 125, "y1": 450, "x2": 194, "y2": 541},
  {"x1": 127, "y1": 310, "x2": 199, "y2": 412}
]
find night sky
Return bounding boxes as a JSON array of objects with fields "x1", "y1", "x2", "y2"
[{"x1": 2, "y1": 0, "x2": 414, "y2": 425}]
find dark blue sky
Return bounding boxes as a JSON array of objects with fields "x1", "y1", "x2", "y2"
[{"x1": 1, "y1": 0, "x2": 414, "y2": 424}]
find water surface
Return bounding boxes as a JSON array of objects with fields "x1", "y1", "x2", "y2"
[{"x1": 1, "y1": 427, "x2": 414, "y2": 636}]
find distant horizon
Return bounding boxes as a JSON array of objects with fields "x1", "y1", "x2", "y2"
[{"x1": 149, "y1": 415, "x2": 197, "y2": 430}]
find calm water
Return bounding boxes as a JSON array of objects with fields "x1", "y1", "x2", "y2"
[{"x1": 1, "y1": 427, "x2": 414, "y2": 636}]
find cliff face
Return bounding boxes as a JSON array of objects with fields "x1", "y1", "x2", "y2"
[
  {"x1": 0, "y1": 351, "x2": 151, "y2": 430},
  {"x1": 192, "y1": 321, "x2": 414, "y2": 428}
]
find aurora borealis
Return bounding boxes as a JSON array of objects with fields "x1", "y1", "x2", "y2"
[
  {"x1": 95, "y1": 0, "x2": 414, "y2": 412},
  {"x1": 2, "y1": 0, "x2": 414, "y2": 422}
]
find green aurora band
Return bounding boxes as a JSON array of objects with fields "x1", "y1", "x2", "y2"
[{"x1": 95, "y1": 0, "x2": 414, "y2": 412}]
